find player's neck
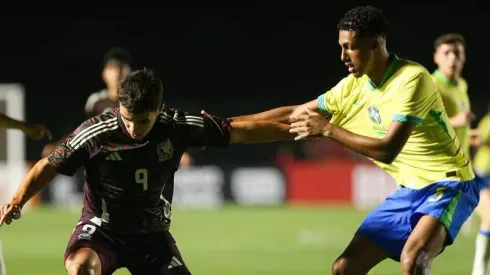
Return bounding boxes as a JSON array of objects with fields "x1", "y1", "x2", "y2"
[
  {"x1": 107, "y1": 87, "x2": 118, "y2": 101},
  {"x1": 439, "y1": 69, "x2": 460, "y2": 83},
  {"x1": 367, "y1": 50, "x2": 391, "y2": 87}
]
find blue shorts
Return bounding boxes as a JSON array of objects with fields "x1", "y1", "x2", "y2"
[
  {"x1": 475, "y1": 172, "x2": 490, "y2": 191},
  {"x1": 356, "y1": 178, "x2": 480, "y2": 261}
]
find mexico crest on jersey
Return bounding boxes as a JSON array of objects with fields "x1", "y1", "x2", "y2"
[
  {"x1": 157, "y1": 139, "x2": 174, "y2": 162},
  {"x1": 368, "y1": 106, "x2": 382, "y2": 124}
]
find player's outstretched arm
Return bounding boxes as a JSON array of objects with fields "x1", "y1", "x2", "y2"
[
  {"x1": 0, "y1": 113, "x2": 52, "y2": 141},
  {"x1": 0, "y1": 158, "x2": 57, "y2": 226},
  {"x1": 229, "y1": 120, "x2": 295, "y2": 144},
  {"x1": 230, "y1": 99, "x2": 321, "y2": 124},
  {"x1": 290, "y1": 108, "x2": 414, "y2": 164}
]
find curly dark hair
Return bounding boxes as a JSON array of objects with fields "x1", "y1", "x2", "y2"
[
  {"x1": 118, "y1": 68, "x2": 163, "y2": 114},
  {"x1": 337, "y1": 6, "x2": 388, "y2": 38}
]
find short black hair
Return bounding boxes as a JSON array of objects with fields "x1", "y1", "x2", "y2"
[
  {"x1": 434, "y1": 33, "x2": 466, "y2": 50},
  {"x1": 337, "y1": 6, "x2": 388, "y2": 38},
  {"x1": 103, "y1": 47, "x2": 133, "y2": 68},
  {"x1": 118, "y1": 68, "x2": 163, "y2": 114}
]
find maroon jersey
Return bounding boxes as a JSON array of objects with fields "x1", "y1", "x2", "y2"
[
  {"x1": 48, "y1": 107, "x2": 230, "y2": 233},
  {"x1": 84, "y1": 90, "x2": 119, "y2": 118}
]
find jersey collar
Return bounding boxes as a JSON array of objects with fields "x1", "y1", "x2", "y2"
[
  {"x1": 433, "y1": 69, "x2": 459, "y2": 86},
  {"x1": 366, "y1": 53, "x2": 400, "y2": 91}
]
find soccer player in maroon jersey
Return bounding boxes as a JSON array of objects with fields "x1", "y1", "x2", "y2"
[
  {"x1": 85, "y1": 47, "x2": 132, "y2": 118},
  {"x1": 41, "y1": 47, "x2": 132, "y2": 157},
  {"x1": 0, "y1": 68, "x2": 292, "y2": 275}
]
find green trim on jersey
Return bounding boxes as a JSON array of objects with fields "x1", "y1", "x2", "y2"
[
  {"x1": 367, "y1": 54, "x2": 400, "y2": 91},
  {"x1": 433, "y1": 69, "x2": 458, "y2": 86}
]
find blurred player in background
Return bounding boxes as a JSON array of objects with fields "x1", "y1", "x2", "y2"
[
  {"x1": 0, "y1": 68, "x2": 292, "y2": 275},
  {"x1": 430, "y1": 33, "x2": 490, "y2": 275},
  {"x1": 85, "y1": 47, "x2": 132, "y2": 118},
  {"x1": 0, "y1": 114, "x2": 51, "y2": 275},
  {"x1": 42, "y1": 47, "x2": 132, "y2": 156},
  {"x1": 43, "y1": 47, "x2": 193, "y2": 164},
  {"x1": 472, "y1": 110, "x2": 490, "y2": 275},
  {"x1": 233, "y1": 6, "x2": 480, "y2": 274}
]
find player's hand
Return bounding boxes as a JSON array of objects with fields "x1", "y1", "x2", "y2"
[
  {"x1": 24, "y1": 124, "x2": 52, "y2": 141},
  {"x1": 471, "y1": 112, "x2": 477, "y2": 122},
  {"x1": 289, "y1": 107, "x2": 330, "y2": 140},
  {"x1": 0, "y1": 203, "x2": 22, "y2": 226},
  {"x1": 470, "y1": 128, "x2": 482, "y2": 147}
]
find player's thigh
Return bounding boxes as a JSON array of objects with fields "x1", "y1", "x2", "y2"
[
  {"x1": 126, "y1": 231, "x2": 191, "y2": 275},
  {"x1": 403, "y1": 179, "x2": 480, "y2": 264},
  {"x1": 401, "y1": 215, "x2": 447, "y2": 267},
  {"x1": 332, "y1": 234, "x2": 390, "y2": 274},
  {"x1": 65, "y1": 220, "x2": 120, "y2": 275}
]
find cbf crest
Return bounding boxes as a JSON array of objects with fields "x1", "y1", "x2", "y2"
[
  {"x1": 368, "y1": 106, "x2": 382, "y2": 124},
  {"x1": 157, "y1": 139, "x2": 174, "y2": 162}
]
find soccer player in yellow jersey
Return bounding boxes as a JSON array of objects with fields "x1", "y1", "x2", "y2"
[
  {"x1": 430, "y1": 33, "x2": 490, "y2": 275},
  {"x1": 0, "y1": 114, "x2": 51, "y2": 275},
  {"x1": 231, "y1": 6, "x2": 480, "y2": 274},
  {"x1": 474, "y1": 113, "x2": 490, "y2": 179},
  {"x1": 472, "y1": 111, "x2": 490, "y2": 275}
]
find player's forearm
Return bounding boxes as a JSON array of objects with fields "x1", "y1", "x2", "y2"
[
  {"x1": 324, "y1": 124, "x2": 397, "y2": 163},
  {"x1": 449, "y1": 117, "x2": 466, "y2": 128},
  {"x1": 231, "y1": 106, "x2": 299, "y2": 124},
  {"x1": 10, "y1": 158, "x2": 57, "y2": 208},
  {"x1": 229, "y1": 121, "x2": 295, "y2": 144},
  {"x1": 0, "y1": 114, "x2": 28, "y2": 132},
  {"x1": 449, "y1": 111, "x2": 470, "y2": 128}
]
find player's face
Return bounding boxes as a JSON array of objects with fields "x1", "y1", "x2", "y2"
[
  {"x1": 119, "y1": 105, "x2": 162, "y2": 140},
  {"x1": 338, "y1": 30, "x2": 375, "y2": 77},
  {"x1": 434, "y1": 43, "x2": 465, "y2": 78},
  {"x1": 102, "y1": 60, "x2": 131, "y2": 89}
]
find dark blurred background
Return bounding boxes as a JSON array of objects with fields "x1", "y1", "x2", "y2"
[{"x1": 0, "y1": 4, "x2": 487, "y2": 164}]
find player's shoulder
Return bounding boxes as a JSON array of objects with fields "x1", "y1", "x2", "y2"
[
  {"x1": 459, "y1": 77, "x2": 468, "y2": 89},
  {"x1": 330, "y1": 73, "x2": 365, "y2": 96},
  {"x1": 157, "y1": 106, "x2": 204, "y2": 127},
  {"x1": 85, "y1": 89, "x2": 109, "y2": 112},
  {"x1": 479, "y1": 113, "x2": 490, "y2": 127},
  {"x1": 68, "y1": 109, "x2": 120, "y2": 148},
  {"x1": 77, "y1": 108, "x2": 119, "y2": 132},
  {"x1": 397, "y1": 59, "x2": 431, "y2": 80}
]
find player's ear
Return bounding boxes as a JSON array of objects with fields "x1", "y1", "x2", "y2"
[
  {"x1": 371, "y1": 37, "x2": 381, "y2": 51},
  {"x1": 433, "y1": 50, "x2": 439, "y2": 65}
]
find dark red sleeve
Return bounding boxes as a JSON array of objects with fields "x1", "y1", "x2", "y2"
[
  {"x1": 160, "y1": 109, "x2": 231, "y2": 148},
  {"x1": 47, "y1": 119, "x2": 97, "y2": 176}
]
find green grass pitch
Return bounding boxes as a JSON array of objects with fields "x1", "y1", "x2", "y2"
[{"x1": 0, "y1": 205, "x2": 478, "y2": 274}]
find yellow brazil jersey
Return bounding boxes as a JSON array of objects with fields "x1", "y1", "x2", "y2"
[
  {"x1": 317, "y1": 54, "x2": 474, "y2": 189},
  {"x1": 473, "y1": 113, "x2": 490, "y2": 176},
  {"x1": 431, "y1": 70, "x2": 471, "y2": 157}
]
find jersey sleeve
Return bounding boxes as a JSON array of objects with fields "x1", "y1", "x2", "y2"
[
  {"x1": 47, "y1": 121, "x2": 95, "y2": 176},
  {"x1": 478, "y1": 115, "x2": 490, "y2": 143},
  {"x1": 316, "y1": 76, "x2": 351, "y2": 116},
  {"x1": 162, "y1": 109, "x2": 231, "y2": 148},
  {"x1": 84, "y1": 93, "x2": 99, "y2": 117},
  {"x1": 392, "y1": 72, "x2": 434, "y2": 125}
]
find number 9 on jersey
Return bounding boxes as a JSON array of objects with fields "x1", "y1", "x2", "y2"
[{"x1": 135, "y1": 168, "x2": 148, "y2": 191}]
